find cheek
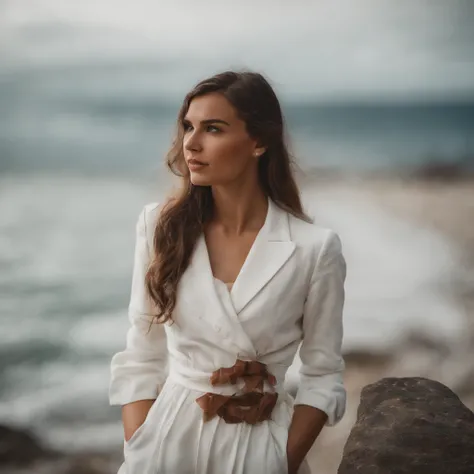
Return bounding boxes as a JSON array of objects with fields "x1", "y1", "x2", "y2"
[{"x1": 209, "y1": 137, "x2": 251, "y2": 172}]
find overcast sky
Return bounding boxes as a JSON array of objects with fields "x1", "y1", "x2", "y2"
[{"x1": 1, "y1": 0, "x2": 473, "y2": 102}]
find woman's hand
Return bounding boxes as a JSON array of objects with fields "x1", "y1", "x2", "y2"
[
  {"x1": 287, "y1": 454, "x2": 301, "y2": 474},
  {"x1": 122, "y1": 399, "x2": 155, "y2": 442},
  {"x1": 286, "y1": 404, "x2": 328, "y2": 473}
]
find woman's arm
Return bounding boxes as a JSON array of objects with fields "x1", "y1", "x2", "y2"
[
  {"x1": 287, "y1": 231, "x2": 347, "y2": 473},
  {"x1": 122, "y1": 399, "x2": 155, "y2": 442},
  {"x1": 287, "y1": 405, "x2": 327, "y2": 473},
  {"x1": 109, "y1": 205, "x2": 168, "y2": 441}
]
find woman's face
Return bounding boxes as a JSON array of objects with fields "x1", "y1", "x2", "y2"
[{"x1": 182, "y1": 92, "x2": 265, "y2": 187}]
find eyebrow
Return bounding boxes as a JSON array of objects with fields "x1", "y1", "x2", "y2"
[{"x1": 182, "y1": 118, "x2": 230, "y2": 126}]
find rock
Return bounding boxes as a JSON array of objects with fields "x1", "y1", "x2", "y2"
[
  {"x1": 8, "y1": 453, "x2": 122, "y2": 474},
  {"x1": 0, "y1": 424, "x2": 122, "y2": 474},
  {"x1": 338, "y1": 377, "x2": 474, "y2": 474},
  {"x1": 38, "y1": 453, "x2": 122, "y2": 474},
  {"x1": 0, "y1": 424, "x2": 57, "y2": 467},
  {"x1": 413, "y1": 159, "x2": 473, "y2": 181},
  {"x1": 343, "y1": 350, "x2": 393, "y2": 368}
]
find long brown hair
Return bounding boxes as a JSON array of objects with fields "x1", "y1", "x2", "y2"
[{"x1": 145, "y1": 70, "x2": 310, "y2": 324}]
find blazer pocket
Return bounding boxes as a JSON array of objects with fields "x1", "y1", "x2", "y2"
[{"x1": 124, "y1": 399, "x2": 158, "y2": 450}]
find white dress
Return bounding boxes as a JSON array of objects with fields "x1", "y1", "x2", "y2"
[{"x1": 110, "y1": 199, "x2": 347, "y2": 474}]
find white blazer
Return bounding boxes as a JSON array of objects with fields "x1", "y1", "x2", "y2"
[{"x1": 109, "y1": 196, "x2": 346, "y2": 427}]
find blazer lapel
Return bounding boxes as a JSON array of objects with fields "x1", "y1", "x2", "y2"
[
  {"x1": 231, "y1": 197, "x2": 296, "y2": 314},
  {"x1": 181, "y1": 197, "x2": 296, "y2": 356},
  {"x1": 186, "y1": 231, "x2": 257, "y2": 355}
]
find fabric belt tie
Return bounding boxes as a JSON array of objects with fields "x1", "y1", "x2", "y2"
[{"x1": 195, "y1": 359, "x2": 278, "y2": 425}]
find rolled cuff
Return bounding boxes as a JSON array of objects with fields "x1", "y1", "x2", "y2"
[
  {"x1": 294, "y1": 373, "x2": 346, "y2": 426},
  {"x1": 109, "y1": 352, "x2": 168, "y2": 406}
]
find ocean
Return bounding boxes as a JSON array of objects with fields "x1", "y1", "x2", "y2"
[{"x1": 2, "y1": 82, "x2": 474, "y2": 174}]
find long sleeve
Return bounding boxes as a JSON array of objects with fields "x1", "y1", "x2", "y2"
[
  {"x1": 109, "y1": 206, "x2": 168, "y2": 406},
  {"x1": 294, "y1": 230, "x2": 347, "y2": 426}
]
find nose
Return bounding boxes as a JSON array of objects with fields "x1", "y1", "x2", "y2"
[{"x1": 183, "y1": 129, "x2": 202, "y2": 153}]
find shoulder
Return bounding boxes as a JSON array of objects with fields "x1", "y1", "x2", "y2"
[
  {"x1": 288, "y1": 213, "x2": 342, "y2": 256},
  {"x1": 287, "y1": 213, "x2": 345, "y2": 279},
  {"x1": 142, "y1": 202, "x2": 162, "y2": 227},
  {"x1": 136, "y1": 201, "x2": 163, "y2": 251}
]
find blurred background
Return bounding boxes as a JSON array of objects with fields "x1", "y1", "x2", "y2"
[{"x1": 1, "y1": 0, "x2": 473, "y2": 473}]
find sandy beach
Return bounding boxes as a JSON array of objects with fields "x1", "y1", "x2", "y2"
[{"x1": 299, "y1": 175, "x2": 474, "y2": 474}]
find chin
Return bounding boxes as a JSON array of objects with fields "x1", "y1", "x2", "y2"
[{"x1": 190, "y1": 174, "x2": 212, "y2": 186}]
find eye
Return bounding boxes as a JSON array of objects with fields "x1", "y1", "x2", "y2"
[
  {"x1": 182, "y1": 122, "x2": 193, "y2": 132},
  {"x1": 207, "y1": 125, "x2": 221, "y2": 133}
]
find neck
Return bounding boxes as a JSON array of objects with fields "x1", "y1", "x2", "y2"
[{"x1": 210, "y1": 183, "x2": 268, "y2": 235}]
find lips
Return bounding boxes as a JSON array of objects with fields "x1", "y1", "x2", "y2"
[{"x1": 188, "y1": 159, "x2": 207, "y2": 166}]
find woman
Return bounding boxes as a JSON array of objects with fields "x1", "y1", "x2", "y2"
[{"x1": 109, "y1": 70, "x2": 346, "y2": 474}]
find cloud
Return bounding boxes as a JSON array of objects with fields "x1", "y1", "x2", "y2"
[{"x1": 1, "y1": 0, "x2": 473, "y2": 101}]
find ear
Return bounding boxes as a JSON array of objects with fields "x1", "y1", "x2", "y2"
[{"x1": 252, "y1": 145, "x2": 267, "y2": 158}]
